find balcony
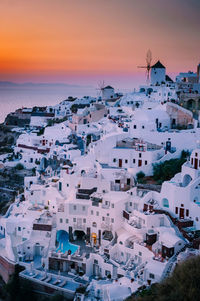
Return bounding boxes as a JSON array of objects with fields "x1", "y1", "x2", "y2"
[
  {"x1": 101, "y1": 223, "x2": 112, "y2": 231},
  {"x1": 76, "y1": 187, "x2": 97, "y2": 200},
  {"x1": 76, "y1": 193, "x2": 90, "y2": 200},
  {"x1": 73, "y1": 224, "x2": 86, "y2": 231}
]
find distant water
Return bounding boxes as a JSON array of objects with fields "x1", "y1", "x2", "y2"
[{"x1": 0, "y1": 83, "x2": 96, "y2": 123}]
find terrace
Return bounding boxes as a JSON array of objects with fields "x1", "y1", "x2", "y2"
[{"x1": 20, "y1": 268, "x2": 87, "y2": 298}]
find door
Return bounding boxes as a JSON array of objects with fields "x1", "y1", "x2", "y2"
[
  {"x1": 119, "y1": 159, "x2": 122, "y2": 168},
  {"x1": 195, "y1": 158, "x2": 198, "y2": 169},
  {"x1": 179, "y1": 208, "x2": 184, "y2": 219},
  {"x1": 86, "y1": 227, "x2": 91, "y2": 242},
  {"x1": 98, "y1": 230, "x2": 101, "y2": 245},
  {"x1": 34, "y1": 245, "x2": 41, "y2": 256},
  {"x1": 138, "y1": 160, "x2": 142, "y2": 167},
  {"x1": 77, "y1": 218, "x2": 82, "y2": 228},
  {"x1": 105, "y1": 217, "x2": 110, "y2": 225}
]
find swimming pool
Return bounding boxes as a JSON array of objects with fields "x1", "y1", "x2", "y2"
[{"x1": 56, "y1": 230, "x2": 78, "y2": 255}]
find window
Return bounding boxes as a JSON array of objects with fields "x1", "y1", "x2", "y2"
[
  {"x1": 130, "y1": 202, "x2": 132, "y2": 206},
  {"x1": 83, "y1": 218, "x2": 86, "y2": 223},
  {"x1": 149, "y1": 273, "x2": 155, "y2": 279},
  {"x1": 66, "y1": 183, "x2": 69, "y2": 187},
  {"x1": 94, "y1": 259, "x2": 98, "y2": 264},
  {"x1": 111, "y1": 218, "x2": 114, "y2": 223},
  {"x1": 105, "y1": 270, "x2": 110, "y2": 276},
  {"x1": 73, "y1": 218, "x2": 76, "y2": 222},
  {"x1": 125, "y1": 159, "x2": 128, "y2": 164},
  {"x1": 113, "y1": 158, "x2": 116, "y2": 163},
  {"x1": 115, "y1": 179, "x2": 120, "y2": 184},
  {"x1": 107, "y1": 213, "x2": 110, "y2": 216},
  {"x1": 96, "y1": 211, "x2": 99, "y2": 216},
  {"x1": 73, "y1": 205, "x2": 77, "y2": 210},
  {"x1": 186, "y1": 209, "x2": 189, "y2": 217},
  {"x1": 196, "y1": 217, "x2": 199, "y2": 222},
  {"x1": 181, "y1": 204, "x2": 184, "y2": 207},
  {"x1": 91, "y1": 210, "x2": 93, "y2": 215},
  {"x1": 60, "y1": 218, "x2": 63, "y2": 223},
  {"x1": 133, "y1": 159, "x2": 135, "y2": 164},
  {"x1": 111, "y1": 203, "x2": 114, "y2": 208},
  {"x1": 142, "y1": 125, "x2": 145, "y2": 129},
  {"x1": 92, "y1": 222, "x2": 97, "y2": 227},
  {"x1": 175, "y1": 207, "x2": 178, "y2": 214},
  {"x1": 102, "y1": 217, "x2": 105, "y2": 221},
  {"x1": 139, "y1": 153, "x2": 142, "y2": 158},
  {"x1": 66, "y1": 219, "x2": 68, "y2": 223},
  {"x1": 162, "y1": 198, "x2": 169, "y2": 208},
  {"x1": 145, "y1": 160, "x2": 147, "y2": 165},
  {"x1": 134, "y1": 125, "x2": 137, "y2": 129},
  {"x1": 195, "y1": 152, "x2": 198, "y2": 157},
  {"x1": 59, "y1": 182, "x2": 62, "y2": 191},
  {"x1": 82, "y1": 206, "x2": 85, "y2": 211},
  {"x1": 18, "y1": 227, "x2": 21, "y2": 231}
]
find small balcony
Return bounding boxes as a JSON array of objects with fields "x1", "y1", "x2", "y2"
[{"x1": 101, "y1": 223, "x2": 112, "y2": 231}]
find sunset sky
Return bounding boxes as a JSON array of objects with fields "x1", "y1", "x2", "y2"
[{"x1": 0, "y1": 0, "x2": 200, "y2": 88}]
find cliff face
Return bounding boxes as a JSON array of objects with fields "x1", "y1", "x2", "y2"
[
  {"x1": 0, "y1": 124, "x2": 20, "y2": 155},
  {"x1": 5, "y1": 111, "x2": 31, "y2": 127}
]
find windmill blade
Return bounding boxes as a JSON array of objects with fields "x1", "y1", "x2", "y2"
[
  {"x1": 97, "y1": 80, "x2": 106, "y2": 90},
  {"x1": 146, "y1": 49, "x2": 152, "y2": 66},
  {"x1": 137, "y1": 66, "x2": 148, "y2": 68},
  {"x1": 137, "y1": 49, "x2": 152, "y2": 83}
]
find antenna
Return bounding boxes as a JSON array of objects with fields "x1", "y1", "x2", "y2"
[{"x1": 138, "y1": 49, "x2": 152, "y2": 84}]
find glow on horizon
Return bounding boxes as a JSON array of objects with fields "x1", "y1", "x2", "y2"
[{"x1": 0, "y1": 0, "x2": 200, "y2": 86}]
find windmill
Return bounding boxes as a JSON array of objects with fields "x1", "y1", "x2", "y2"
[
  {"x1": 96, "y1": 80, "x2": 106, "y2": 99},
  {"x1": 137, "y1": 49, "x2": 152, "y2": 84}
]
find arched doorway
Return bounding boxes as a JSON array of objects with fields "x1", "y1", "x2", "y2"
[
  {"x1": 102, "y1": 231, "x2": 113, "y2": 241},
  {"x1": 73, "y1": 230, "x2": 86, "y2": 241},
  {"x1": 162, "y1": 198, "x2": 169, "y2": 208},
  {"x1": 182, "y1": 174, "x2": 192, "y2": 187},
  {"x1": 187, "y1": 99, "x2": 195, "y2": 110}
]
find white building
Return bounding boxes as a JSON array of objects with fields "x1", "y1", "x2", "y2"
[
  {"x1": 151, "y1": 61, "x2": 166, "y2": 85},
  {"x1": 102, "y1": 86, "x2": 115, "y2": 100}
]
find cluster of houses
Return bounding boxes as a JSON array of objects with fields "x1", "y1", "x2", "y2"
[{"x1": 0, "y1": 60, "x2": 200, "y2": 300}]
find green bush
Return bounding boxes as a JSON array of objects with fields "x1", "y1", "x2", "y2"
[
  {"x1": 153, "y1": 152, "x2": 189, "y2": 184},
  {"x1": 136, "y1": 171, "x2": 145, "y2": 183}
]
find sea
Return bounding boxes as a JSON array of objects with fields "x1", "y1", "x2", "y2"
[{"x1": 0, "y1": 83, "x2": 97, "y2": 123}]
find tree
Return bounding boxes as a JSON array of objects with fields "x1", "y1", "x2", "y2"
[{"x1": 136, "y1": 171, "x2": 145, "y2": 184}]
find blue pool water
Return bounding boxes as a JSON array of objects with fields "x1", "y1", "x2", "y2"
[{"x1": 56, "y1": 230, "x2": 78, "y2": 254}]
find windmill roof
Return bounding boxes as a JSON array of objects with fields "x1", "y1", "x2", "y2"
[
  {"x1": 103, "y1": 85, "x2": 114, "y2": 90},
  {"x1": 151, "y1": 60, "x2": 165, "y2": 69},
  {"x1": 165, "y1": 75, "x2": 173, "y2": 82}
]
